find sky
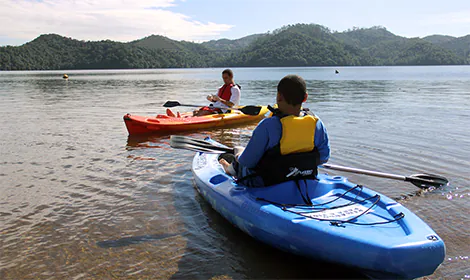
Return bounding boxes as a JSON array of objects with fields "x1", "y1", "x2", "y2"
[{"x1": 1, "y1": 0, "x2": 470, "y2": 46}]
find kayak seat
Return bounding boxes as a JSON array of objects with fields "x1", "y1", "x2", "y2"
[
  {"x1": 246, "y1": 180, "x2": 367, "y2": 207},
  {"x1": 246, "y1": 180, "x2": 329, "y2": 205}
]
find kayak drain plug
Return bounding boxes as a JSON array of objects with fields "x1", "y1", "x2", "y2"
[{"x1": 427, "y1": 235, "x2": 439, "y2": 241}]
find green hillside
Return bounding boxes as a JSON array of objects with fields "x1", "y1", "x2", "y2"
[
  {"x1": 335, "y1": 26, "x2": 402, "y2": 49},
  {"x1": 422, "y1": 35, "x2": 456, "y2": 44},
  {"x1": 334, "y1": 27, "x2": 463, "y2": 65},
  {"x1": 202, "y1": 34, "x2": 266, "y2": 51},
  {"x1": 226, "y1": 24, "x2": 374, "y2": 66},
  {"x1": 0, "y1": 34, "x2": 213, "y2": 70},
  {"x1": 131, "y1": 35, "x2": 183, "y2": 50},
  {"x1": 433, "y1": 35, "x2": 470, "y2": 59},
  {"x1": 0, "y1": 23, "x2": 468, "y2": 70}
]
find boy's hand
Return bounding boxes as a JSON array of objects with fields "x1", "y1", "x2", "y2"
[{"x1": 219, "y1": 159, "x2": 236, "y2": 176}]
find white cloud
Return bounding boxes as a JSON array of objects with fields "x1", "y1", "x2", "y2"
[{"x1": 0, "y1": 0, "x2": 233, "y2": 43}]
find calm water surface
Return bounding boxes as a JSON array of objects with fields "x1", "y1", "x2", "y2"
[{"x1": 0, "y1": 66, "x2": 469, "y2": 279}]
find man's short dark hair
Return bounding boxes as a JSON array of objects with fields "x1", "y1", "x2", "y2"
[
  {"x1": 277, "y1": 75, "x2": 307, "y2": 105},
  {"x1": 222, "y1": 69, "x2": 233, "y2": 77}
]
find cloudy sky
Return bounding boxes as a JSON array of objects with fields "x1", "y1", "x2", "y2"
[{"x1": 1, "y1": 0, "x2": 470, "y2": 46}]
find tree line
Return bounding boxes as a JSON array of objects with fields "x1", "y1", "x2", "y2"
[{"x1": 0, "y1": 24, "x2": 467, "y2": 70}]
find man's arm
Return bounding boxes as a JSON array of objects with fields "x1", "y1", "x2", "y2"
[
  {"x1": 219, "y1": 119, "x2": 271, "y2": 175},
  {"x1": 314, "y1": 119, "x2": 330, "y2": 164},
  {"x1": 228, "y1": 87, "x2": 240, "y2": 107},
  {"x1": 237, "y1": 119, "x2": 271, "y2": 169}
]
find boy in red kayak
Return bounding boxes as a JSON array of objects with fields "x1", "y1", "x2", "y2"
[
  {"x1": 219, "y1": 74, "x2": 330, "y2": 187},
  {"x1": 166, "y1": 69, "x2": 241, "y2": 117}
]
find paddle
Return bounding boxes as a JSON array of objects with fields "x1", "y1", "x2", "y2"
[
  {"x1": 163, "y1": 101, "x2": 262, "y2": 116},
  {"x1": 171, "y1": 135, "x2": 233, "y2": 153},
  {"x1": 321, "y1": 164, "x2": 448, "y2": 189},
  {"x1": 170, "y1": 135, "x2": 449, "y2": 189}
]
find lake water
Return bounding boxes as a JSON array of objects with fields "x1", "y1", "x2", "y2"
[{"x1": 0, "y1": 66, "x2": 469, "y2": 279}]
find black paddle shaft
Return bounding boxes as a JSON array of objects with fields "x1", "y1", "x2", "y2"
[
  {"x1": 170, "y1": 136, "x2": 449, "y2": 189},
  {"x1": 162, "y1": 101, "x2": 262, "y2": 116},
  {"x1": 322, "y1": 164, "x2": 449, "y2": 189}
]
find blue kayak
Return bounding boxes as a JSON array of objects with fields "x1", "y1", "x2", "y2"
[{"x1": 191, "y1": 139, "x2": 445, "y2": 279}]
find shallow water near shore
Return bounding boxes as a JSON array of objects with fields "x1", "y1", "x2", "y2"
[{"x1": 0, "y1": 66, "x2": 469, "y2": 279}]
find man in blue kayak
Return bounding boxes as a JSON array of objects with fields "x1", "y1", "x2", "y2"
[{"x1": 219, "y1": 74, "x2": 330, "y2": 187}]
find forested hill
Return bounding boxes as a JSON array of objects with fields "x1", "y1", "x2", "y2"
[
  {"x1": 201, "y1": 34, "x2": 266, "y2": 51},
  {"x1": 424, "y1": 34, "x2": 470, "y2": 59},
  {"x1": 0, "y1": 24, "x2": 468, "y2": 70}
]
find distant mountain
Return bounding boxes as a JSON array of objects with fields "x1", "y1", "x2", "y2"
[
  {"x1": 422, "y1": 35, "x2": 456, "y2": 44},
  {"x1": 1, "y1": 24, "x2": 469, "y2": 70},
  {"x1": 333, "y1": 26, "x2": 463, "y2": 65},
  {"x1": 131, "y1": 35, "x2": 211, "y2": 54},
  {"x1": 130, "y1": 34, "x2": 219, "y2": 65},
  {"x1": 335, "y1": 26, "x2": 403, "y2": 49},
  {"x1": 131, "y1": 35, "x2": 184, "y2": 50},
  {"x1": 227, "y1": 24, "x2": 462, "y2": 67},
  {"x1": 430, "y1": 35, "x2": 470, "y2": 59},
  {"x1": 226, "y1": 24, "x2": 374, "y2": 67},
  {"x1": 0, "y1": 34, "x2": 214, "y2": 70},
  {"x1": 202, "y1": 34, "x2": 266, "y2": 51},
  {"x1": 385, "y1": 39, "x2": 463, "y2": 65}
]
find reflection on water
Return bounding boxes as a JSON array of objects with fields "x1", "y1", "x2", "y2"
[{"x1": 1, "y1": 67, "x2": 469, "y2": 279}]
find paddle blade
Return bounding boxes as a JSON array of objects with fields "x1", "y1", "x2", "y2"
[
  {"x1": 163, "y1": 101, "x2": 181, "y2": 108},
  {"x1": 170, "y1": 135, "x2": 209, "y2": 146},
  {"x1": 170, "y1": 135, "x2": 233, "y2": 153},
  {"x1": 406, "y1": 173, "x2": 449, "y2": 189},
  {"x1": 239, "y1": 105, "x2": 262, "y2": 116},
  {"x1": 170, "y1": 140, "x2": 225, "y2": 154}
]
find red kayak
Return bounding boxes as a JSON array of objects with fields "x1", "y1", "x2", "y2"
[{"x1": 123, "y1": 106, "x2": 269, "y2": 135}]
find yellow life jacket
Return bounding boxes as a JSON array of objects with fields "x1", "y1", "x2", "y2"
[
  {"x1": 238, "y1": 106, "x2": 320, "y2": 187},
  {"x1": 279, "y1": 114, "x2": 318, "y2": 155}
]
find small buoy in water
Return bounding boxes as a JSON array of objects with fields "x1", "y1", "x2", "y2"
[
  {"x1": 63, "y1": 74, "x2": 69, "y2": 79},
  {"x1": 335, "y1": 70, "x2": 340, "y2": 74}
]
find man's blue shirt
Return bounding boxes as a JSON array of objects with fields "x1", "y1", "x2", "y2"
[{"x1": 238, "y1": 115, "x2": 330, "y2": 169}]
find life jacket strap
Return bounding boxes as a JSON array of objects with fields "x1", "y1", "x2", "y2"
[{"x1": 267, "y1": 105, "x2": 315, "y2": 118}]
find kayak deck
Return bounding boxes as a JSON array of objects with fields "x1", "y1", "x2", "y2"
[
  {"x1": 191, "y1": 142, "x2": 445, "y2": 279},
  {"x1": 123, "y1": 106, "x2": 269, "y2": 135}
]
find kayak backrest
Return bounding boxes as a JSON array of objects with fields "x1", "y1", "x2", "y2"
[{"x1": 246, "y1": 180, "x2": 329, "y2": 204}]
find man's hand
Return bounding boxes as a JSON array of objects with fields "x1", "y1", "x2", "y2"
[
  {"x1": 211, "y1": 95, "x2": 221, "y2": 102},
  {"x1": 219, "y1": 158, "x2": 236, "y2": 176},
  {"x1": 219, "y1": 146, "x2": 244, "y2": 176}
]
